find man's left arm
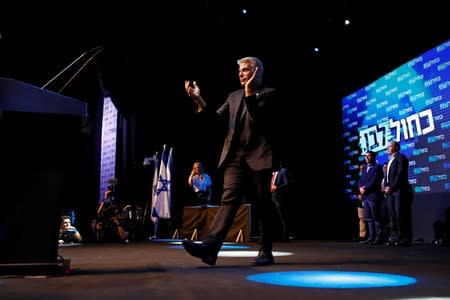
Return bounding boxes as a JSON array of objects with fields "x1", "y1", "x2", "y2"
[{"x1": 390, "y1": 154, "x2": 408, "y2": 191}]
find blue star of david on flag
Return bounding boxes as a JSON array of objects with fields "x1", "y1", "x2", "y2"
[{"x1": 155, "y1": 175, "x2": 170, "y2": 195}]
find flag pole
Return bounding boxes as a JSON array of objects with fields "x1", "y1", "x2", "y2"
[
  {"x1": 141, "y1": 151, "x2": 159, "y2": 238},
  {"x1": 152, "y1": 219, "x2": 159, "y2": 239},
  {"x1": 151, "y1": 145, "x2": 172, "y2": 239}
]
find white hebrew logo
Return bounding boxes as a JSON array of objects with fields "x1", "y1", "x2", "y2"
[
  {"x1": 359, "y1": 109, "x2": 434, "y2": 153},
  {"x1": 389, "y1": 109, "x2": 435, "y2": 140},
  {"x1": 359, "y1": 122, "x2": 392, "y2": 153}
]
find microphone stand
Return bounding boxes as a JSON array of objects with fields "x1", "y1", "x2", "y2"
[{"x1": 41, "y1": 46, "x2": 104, "y2": 93}]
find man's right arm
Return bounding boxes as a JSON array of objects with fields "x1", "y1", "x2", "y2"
[{"x1": 185, "y1": 80, "x2": 207, "y2": 112}]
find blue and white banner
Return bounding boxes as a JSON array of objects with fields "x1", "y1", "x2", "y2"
[{"x1": 152, "y1": 145, "x2": 172, "y2": 220}]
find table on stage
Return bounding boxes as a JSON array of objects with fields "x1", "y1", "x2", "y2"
[{"x1": 180, "y1": 204, "x2": 251, "y2": 242}]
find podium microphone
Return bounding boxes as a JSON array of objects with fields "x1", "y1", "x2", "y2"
[
  {"x1": 41, "y1": 45, "x2": 105, "y2": 92},
  {"x1": 88, "y1": 45, "x2": 104, "y2": 53}
]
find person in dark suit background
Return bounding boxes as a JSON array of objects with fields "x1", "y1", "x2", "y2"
[
  {"x1": 384, "y1": 141, "x2": 413, "y2": 246},
  {"x1": 271, "y1": 160, "x2": 290, "y2": 241},
  {"x1": 182, "y1": 56, "x2": 281, "y2": 266},
  {"x1": 358, "y1": 150, "x2": 384, "y2": 244},
  {"x1": 354, "y1": 164, "x2": 368, "y2": 242}
]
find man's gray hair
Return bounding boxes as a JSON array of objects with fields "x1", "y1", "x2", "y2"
[
  {"x1": 237, "y1": 56, "x2": 264, "y2": 75},
  {"x1": 389, "y1": 140, "x2": 401, "y2": 151}
]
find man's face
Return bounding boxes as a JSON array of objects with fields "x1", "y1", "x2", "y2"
[
  {"x1": 238, "y1": 62, "x2": 255, "y2": 86},
  {"x1": 365, "y1": 152, "x2": 375, "y2": 164},
  {"x1": 387, "y1": 142, "x2": 395, "y2": 155}
]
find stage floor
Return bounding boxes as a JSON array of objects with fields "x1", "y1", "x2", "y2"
[{"x1": 1, "y1": 239, "x2": 450, "y2": 299}]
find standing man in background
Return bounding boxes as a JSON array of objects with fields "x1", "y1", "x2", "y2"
[
  {"x1": 358, "y1": 151, "x2": 384, "y2": 245},
  {"x1": 384, "y1": 141, "x2": 413, "y2": 246}
]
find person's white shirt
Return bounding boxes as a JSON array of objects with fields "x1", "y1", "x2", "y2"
[
  {"x1": 192, "y1": 173, "x2": 212, "y2": 193},
  {"x1": 386, "y1": 153, "x2": 397, "y2": 183}
]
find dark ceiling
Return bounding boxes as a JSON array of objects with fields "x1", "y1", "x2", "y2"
[{"x1": 1, "y1": 0, "x2": 448, "y2": 114}]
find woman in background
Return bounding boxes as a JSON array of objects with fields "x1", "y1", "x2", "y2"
[{"x1": 188, "y1": 161, "x2": 213, "y2": 206}]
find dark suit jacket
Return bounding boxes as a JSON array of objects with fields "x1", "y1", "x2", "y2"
[
  {"x1": 387, "y1": 153, "x2": 409, "y2": 193},
  {"x1": 358, "y1": 163, "x2": 384, "y2": 202},
  {"x1": 213, "y1": 87, "x2": 278, "y2": 171}
]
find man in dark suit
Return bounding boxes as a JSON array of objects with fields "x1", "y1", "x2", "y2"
[
  {"x1": 182, "y1": 56, "x2": 281, "y2": 266},
  {"x1": 384, "y1": 141, "x2": 413, "y2": 246},
  {"x1": 358, "y1": 151, "x2": 384, "y2": 244}
]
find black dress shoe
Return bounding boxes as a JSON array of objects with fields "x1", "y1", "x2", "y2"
[
  {"x1": 360, "y1": 239, "x2": 373, "y2": 244},
  {"x1": 251, "y1": 250, "x2": 274, "y2": 266},
  {"x1": 397, "y1": 238, "x2": 412, "y2": 246},
  {"x1": 182, "y1": 239, "x2": 217, "y2": 266}
]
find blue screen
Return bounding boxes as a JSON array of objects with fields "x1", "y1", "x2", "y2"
[{"x1": 342, "y1": 39, "x2": 450, "y2": 199}]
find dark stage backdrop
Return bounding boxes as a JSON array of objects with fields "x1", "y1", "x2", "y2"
[{"x1": 342, "y1": 39, "x2": 450, "y2": 241}]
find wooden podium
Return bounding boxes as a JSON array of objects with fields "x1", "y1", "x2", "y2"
[
  {"x1": 181, "y1": 204, "x2": 251, "y2": 242},
  {"x1": 0, "y1": 78, "x2": 86, "y2": 275}
]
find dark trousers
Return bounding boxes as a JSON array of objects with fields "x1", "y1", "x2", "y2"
[
  {"x1": 364, "y1": 199, "x2": 381, "y2": 241},
  {"x1": 387, "y1": 189, "x2": 413, "y2": 242},
  {"x1": 204, "y1": 154, "x2": 273, "y2": 252}
]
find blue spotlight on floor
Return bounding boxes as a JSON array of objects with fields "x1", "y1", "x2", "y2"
[
  {"x1": 246, "y1": 271, "x2": 416, "y2": 288},
  {"x1": 217, "y1": 245, "x2": 251, "y2": 250},
  {"x1": 149, "y1": 238, "x2": 184, "y2": 243}
]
